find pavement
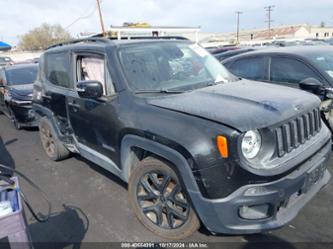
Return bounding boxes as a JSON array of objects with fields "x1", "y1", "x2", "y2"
[{"x1": 0, "y1": 114, "x2": 332, "y2": 247}]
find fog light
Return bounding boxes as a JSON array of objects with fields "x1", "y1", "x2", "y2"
[
  {"x1": 239, "y1": 204, "x2": 270, "y2": 220},
  {"x1": 244, "y1": 186, "x2": 270, "y2": 196}
]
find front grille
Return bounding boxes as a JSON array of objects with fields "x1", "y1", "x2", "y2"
[{"x1": 275, "y1": 108, "x2": 322, "y2": 157}]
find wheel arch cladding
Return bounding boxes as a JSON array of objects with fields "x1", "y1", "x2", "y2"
[{"x1": 120, "y1": 134, "x2": 200, "y2": 195}]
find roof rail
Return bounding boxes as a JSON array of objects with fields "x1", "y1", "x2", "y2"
[
  {"x1": 47, "y1": 37, "x2": 110, "y2": 50},
  {"x1": 47, "y1": 35, "x2": 190, "y2": 50},
  {"x1": 92, "y1": 34, "x2": 189, "y2": 41}
]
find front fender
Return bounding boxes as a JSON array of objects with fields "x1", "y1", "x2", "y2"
[{"x1": 120, "y1": 134, "x2": 200, "y2": 195}]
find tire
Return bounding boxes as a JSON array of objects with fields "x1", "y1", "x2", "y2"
[
  {"x1": 128, "y1": 157, "x2": 200, "y2": 239},
  {"x1": 39, "y1": 117, "x2": 70, "y2": 161},
  {"x1": 8, "y1": 107, "x2": 21, "y2": 130}
]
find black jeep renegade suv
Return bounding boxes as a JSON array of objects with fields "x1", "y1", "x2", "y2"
[{"x1": 33, "y1": 37, "x2": 331, "y2": 239}]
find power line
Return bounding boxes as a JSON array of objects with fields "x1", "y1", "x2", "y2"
[
  {"x1": 264, "y1": 5, "x2": 275, "y2": 39},
  {"x1": 235, "y1": 11, "x2": 243, "y2": 44},
  {"x1": 65, "y1": 1, "x2": 98, "y2": 30}
]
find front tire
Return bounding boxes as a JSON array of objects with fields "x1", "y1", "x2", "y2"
[
  {"x1": 8, "y1": 107, "x2": 21, "y2": 130},
  {"x1": 128, "y1": 157, "x2": 200, "y2": 239},
  {"x1": 39, "y1": 117, "x2": 70, "y2": 161}
]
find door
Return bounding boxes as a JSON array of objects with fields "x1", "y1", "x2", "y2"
[
  {"x1": 44, "y1": 51, "x2": 73, "y2": 122},
  {"x1": 0, "y1": 69, "x2": 5, "y2": 111},
  {"x1": 67, "y1": 51, "x2": 118, "y2": 161},
  {"x1": 269, "y1": 56, "x2": 324, "y2": 88}
]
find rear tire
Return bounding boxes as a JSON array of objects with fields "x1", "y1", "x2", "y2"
[
  {"x1": 128, "y1": 157, "x2": 200, "y2": 239},
  {"x1": 39, "y1": 117, "x2": 70, "y2": 161}
]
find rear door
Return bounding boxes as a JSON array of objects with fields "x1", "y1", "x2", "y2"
[
  {"x1": 0, "y1": 69, "x2": 6, "y2": 111},
  {"x1": 44, "y1": 51, "x2": 73, "y2": 124},
  {"x1": 269, "y1": 55, "x2": 324, "y2": 88}
]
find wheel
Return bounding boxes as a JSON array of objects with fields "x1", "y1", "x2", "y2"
[
  {"x1": 8, "y1": 107, "x2": 21, "y2": 130},
  {"x1": 128, "y1": 157, "x2": 200, "y2": 239},
  {"x1": 39, "y1": 117, "x2": 70, "y2": 161}
]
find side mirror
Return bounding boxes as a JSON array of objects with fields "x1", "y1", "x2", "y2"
[
  {"x1": 299, "y1": 78, "x2": 324, "y2": 94},
  {"x1": 76, "y1": 80, "x2": 103, "y2": 99}
]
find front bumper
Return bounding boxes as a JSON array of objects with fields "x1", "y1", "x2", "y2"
[
  {"x1": 190, "y1": 140, "x2": 331, "y2": 234},
  {"x1": 9, "y1": 102, "x2": 37, "y2": 127}
]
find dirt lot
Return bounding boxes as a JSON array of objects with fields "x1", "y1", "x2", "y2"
[{"x1": 0, "y1": 114, "x2": 332, "y2": 247}]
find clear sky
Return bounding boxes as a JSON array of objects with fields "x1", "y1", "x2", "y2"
[{"x1": 1, "y1": 0, "x2": 333, "y2": 45}]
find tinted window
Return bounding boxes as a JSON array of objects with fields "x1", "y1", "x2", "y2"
[
  {"x1": 45, "y1": 52, "x2": 71, "y2": 88},
  {"x1": 303, "y1": 52, "x2": 333, "y2": 81},
  {"x1": 270, "y1": 57, "x2": 320, "y2": 84},
  {"x1": 5, "y1": 66, "x2": 38, "y2": 85},
  {"x1": 227, "y1": 57, "x2": 267, "y2": 81}
]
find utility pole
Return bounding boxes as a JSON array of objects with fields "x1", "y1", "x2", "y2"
[
  {"x1": 96, "y1": 0, "x2": 106, "y2": 36},
  {"x1": 264, "y1": 5, "x2": 275, "y2": 39},
  {"x1": 235, "y1": 11, "x2": 243, "y2": 44}
]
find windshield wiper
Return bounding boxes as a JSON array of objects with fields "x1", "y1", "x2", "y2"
[{"x1": 134, "y1": 89, "x2": 185, "y2": 94}]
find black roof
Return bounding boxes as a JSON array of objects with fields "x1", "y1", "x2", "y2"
[
  {"x1": 235, "y1": 45, "x2": 333, "y2": 57},
  {"x1": 222, "y1": 45, "x2": 333, "y2": 63},
  {"x1": 46, "y1": 37, "x2": 191, "y2": 52}
]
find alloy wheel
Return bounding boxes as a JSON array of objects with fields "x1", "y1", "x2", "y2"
[
  {"x1": 136, "y1": 171, "x2": 190, "y2": 229},
  {"x1": 40, "y1": 125, "x2": 56, "y2": 158}
]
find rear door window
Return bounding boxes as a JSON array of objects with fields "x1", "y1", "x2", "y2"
[
  {"x1": 227, "y1": 56, "x2": 268, "y2": 81},
  {"x1": 45, "y1": 52, "x2": 71, "y2": 88},
  {"x1": 270, "y1": 56, "x2": 322, "y2": 86}
]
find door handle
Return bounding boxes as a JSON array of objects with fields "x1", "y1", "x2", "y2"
[{"x1": 68, "y1": 102, "x2": 80, "y2": 110}]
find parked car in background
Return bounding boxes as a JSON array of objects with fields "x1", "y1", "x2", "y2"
[
  {"x1": 213, "y1": 47, "x2": 257, "y2": 62},
  {"x1": 0, "y1": 64, "x2": 38, "y2": 129},
  {"x1": 33, "y1": 37, "x2": 331, "y2": 239},
  {"x1": 0, "y1": 56, "x2": 14, "y2": 67},
  {"x1": 223, "y1": 46, "x2": 333, "y2": 133}
]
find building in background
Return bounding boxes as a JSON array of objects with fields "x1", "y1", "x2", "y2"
[{"x1": 204, "y1": 24, "x2": 333, "y2": 46}]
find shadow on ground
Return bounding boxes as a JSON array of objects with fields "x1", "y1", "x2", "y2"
[
  {"x1": 30, "y1": 205, "x2": 89, "y2": 249},
  {"x1": 0, "y1": 135, "x2": 17, "y2": 176}
]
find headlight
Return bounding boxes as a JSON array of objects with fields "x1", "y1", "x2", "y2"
[{"x1": 241, "y1": 130, "x2": 262, "y2": 159}]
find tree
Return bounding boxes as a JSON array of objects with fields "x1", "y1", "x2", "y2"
[
  {"x1": 320, "y1": 21, "x2": 326, "y2": 28},
  {"x1": 19, "y1": 23, "x2": 72, "y2": 51}
]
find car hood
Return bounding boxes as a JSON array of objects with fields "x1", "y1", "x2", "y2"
[
  {"x1": 8, "y1": 84, "x2": 33, "y2": 99},
  {"x1": 148, "y1": 80, "x2": 320, "y2": 132}
]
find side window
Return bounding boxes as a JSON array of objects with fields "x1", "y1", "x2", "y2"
[
  {"x1": 270, "y1": 57, "x2": 320, "y2": 84},
  {"x1": 76, "y1": 55, "x2": 115, "y2": 95},
  {"x1": 227, "y1": 57, "x2": 267, "y2": 81},
  {"x1": 45, "y1": 52, "x2": 71, "y2": 88}
]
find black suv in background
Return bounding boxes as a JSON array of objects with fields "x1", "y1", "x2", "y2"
[
  {"x1": 223, "y1": 46, "x2": 333, "y2": 133},
  {"x1": 33, "y1": 38, "x2": 331, "y2": 239},
  {"x1": 0, "y1": 64, "x2": 38, "y2": 129}
]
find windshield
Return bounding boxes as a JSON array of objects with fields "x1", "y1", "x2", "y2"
[
  {"x1": 119, "y1": 42, "x2": 232, "y2": 92},
  {"x1": 6, "y1": 66, "x2": 38, "y2": 85},
  {"x1": 304, "y1": 51, "x2": 333, "y2": 80}
]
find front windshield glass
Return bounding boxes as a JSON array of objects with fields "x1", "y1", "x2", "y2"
[
  {"x1": 6, "y1": 66, "x2": 38, "y2": 85},
  {"x1": 119, "y1": 42, "x2": 232, "y2": 92},
  {"x1": 305, "y1": 52, "x2": 333, "y2": 80}
]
